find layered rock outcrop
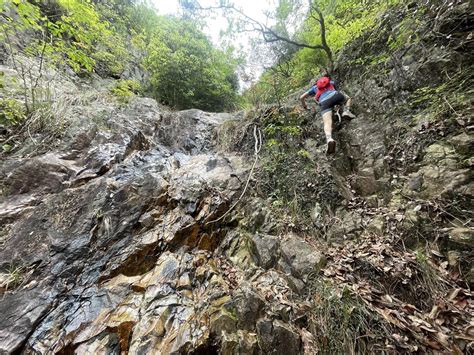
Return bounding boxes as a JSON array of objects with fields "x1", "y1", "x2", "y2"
[
  {"x1": 1, "y1": 1, "x2": 472, "y2": 354},
  {"x1": 0, "y1": 94, "x2": 327, "y2": 353}
]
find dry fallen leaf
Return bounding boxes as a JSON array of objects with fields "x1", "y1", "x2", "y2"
[
  {"x1": 435, "y1": 331, "x2": 450, "y2": 347},
  {"x1": 430, "y1": 249, "x2": 443, "y2": 258},
  {"x1": 384, "y1": 294, "x2": 393, "y2": 304},
  {"x1": 402, "y1": 303, "x2": 418, "y2": 314},
  {"x1": 454, "y1": 298, "x2": 468, "y2": 309},
  {"x1": 448, "y1": 288, "x2": 461, "y2": 301},
  {"x1": 429, "y1": 305, "x2": 439, "y2": 319},
  {"x1": 395, "y1": 214, "x2": 404, "y2": 222},
  {"x1": 420, "y1": 325, "x2": 437, "y2": 333}
]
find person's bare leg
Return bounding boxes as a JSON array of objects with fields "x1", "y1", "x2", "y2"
[
  {"x1": 322, "y1": 111, "x2": 333, "y2": 141},
  {"x1": 322, "y1": 110, "x2": 336, "y2": 153}
]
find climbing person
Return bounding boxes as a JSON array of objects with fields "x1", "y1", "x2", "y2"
[{"x1": 300, "y1": 72, "x2": 356, "y2": 154}]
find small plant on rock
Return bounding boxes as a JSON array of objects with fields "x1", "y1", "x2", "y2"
[
  {"x1": 0, "y1": 264, "x2": 24, "y2": 293},
  {"x1": 110, "y1": 79, "x2": 141, "y2": 103},
  {"x1": 0, "y1": 98, "x2": 26, "y2": 126}
]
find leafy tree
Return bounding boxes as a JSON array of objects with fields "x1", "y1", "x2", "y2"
[
  {"x1": 143, "y1": 16, "x2": 239, "y2": 111},
  {"x1": 238, "y1": 0, "x2": 403, "y2": 103},
  {"x1": 1, "y1": 0, "x2": 240, "y2": 114},
  {"x1": 1, "y1": 0, "x2": 132, "y2": 75}
]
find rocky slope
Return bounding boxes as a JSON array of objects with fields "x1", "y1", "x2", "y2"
[
  {"x1": 0, "y1": 0, "x2": 473, "y2": 354},
  {"x1": 0, "y1": 90, "x2": 248, "y2": 352}
]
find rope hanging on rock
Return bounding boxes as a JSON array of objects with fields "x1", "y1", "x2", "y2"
[{"x1": 206, "y1": 124, "x2": 262, "y2": 225}]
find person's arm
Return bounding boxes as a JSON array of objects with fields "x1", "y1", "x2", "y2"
[
  {"x1": 300, "y1": 92, "x2": 310, "y2": 110},
  {"x1": 300, "y1": 86, "x2": 316, "y2": 109}
]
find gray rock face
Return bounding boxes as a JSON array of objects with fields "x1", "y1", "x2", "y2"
[
  {"x1": 0, "y1": 95, "x2": 253, "y2": 354},
  {"x1": 280, "y1": 234, "x2": 326, "y2": 279},
  {"x1": 257, "y1": 319, "x2": 301, "y2": 354},
  {"x1": 0, "y1": 93, "x2": 322, "y2": 355},
  {"x1": 253, "y1": 233, "x2": 280, "y2": 269}
]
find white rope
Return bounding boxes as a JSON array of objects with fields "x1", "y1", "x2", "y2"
[{"x1": 206, "y1": 124, "x2": 262, "y2": 225}]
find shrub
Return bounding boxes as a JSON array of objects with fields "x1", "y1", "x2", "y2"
[
  {"x1": 0, "y1": 98, "x2": 26, "y2": 126},
  {"x1": 110, "y1": 79, "x2": 141, "y2": 103}
]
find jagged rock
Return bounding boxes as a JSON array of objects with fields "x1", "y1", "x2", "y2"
[
  {"x1": 0, "y1": 289, "x2": 53, "y2": 354},
  {"x1": 221, "y1": 330, "x2": 258, "y2": 355},
  {"x1": 0, "y1": 99, "x2": 251, "y2": 354},
  {"x1": 366, "y1": 215, "x2": 385, "y2": 234},
  {"x1": 446, "y1": 227, "x2": 474, "y2": 249},
  {"x1": 423, "y1": 143, "x2": 458, "y2": 164},
  {"x1": 239, "y1": 198, "x2": 275, "y2": 233},
  {"x1": 1, "y1": 2, "x2": 472, "y2": 353},
  {"x1": 0, "y1": 194, "x2": 38, "y2": 222},
  {"x1": 232, "y1": 285, "x2": 265, "y2": 330},
  {"x1": 2, "y1": 153, "x2": 80, "y2": 196},
  {"x1": 353, "y1": 167, "x2": 378, "y2": 196},
  {"x1": 327, "y1": 210, "x2": 364, "y2": 240},
  {"x1": 225, "y1": 232, "x2": 258, "y2": 269},
  {"x1": 138, "y1": 209, "x2": 159, "y2": 228},
  {"x1": 252, "y1": 233, "x2": 280, "y2": 269},
  {"x1": 210, "y1": 305, "x2": 238, "y2": 335},
  {"x1": 451, "y1": 132, "x2": 473, "y2": 156},
  {"x1": 280, "y1": 234, "x2": 326, "y2": 279},
  {"x1": 405, "y1": 172, "x2": 423, "y2": 192},
  {"x1": 257, "y1": 319, "x2": 301, "y2": 354},
  {"x1": 420, "y1": 165, "x2": 470, "y2": 198}
]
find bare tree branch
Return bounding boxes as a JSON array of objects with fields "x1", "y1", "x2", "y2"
[
  {"x1": 185, "y1": 1, "x2": 333, "y2": 68},
  {"x1": 262, "y1": 27, "x2": 327, "y2": 50},
  {"x1": 309, "y1": 4, "x2": 333, "y2": 71}
]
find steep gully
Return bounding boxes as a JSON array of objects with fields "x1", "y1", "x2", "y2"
[
  {"x1": 1, "y1": 2, "x2": 473, "y2": 353},
  {"x1": 0, "y1": 89, "x2": 471, "y2": 353}
]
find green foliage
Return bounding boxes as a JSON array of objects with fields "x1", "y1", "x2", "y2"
[
  {"x1": 1, "y1": 0, "x2": 240, "y2": 112},
  {"x1": 409, "y1": 72, "x2": 473, "y2": 124},
  {"x1": 415, "y1": 249, "x2": 428, "y2": 264},
  {"x1": 243, "y1": 64, "x2": 302, "y2": 106},
  {"x1": 143, "y1": 16, "x2": 239, "y2": 111},
  {"x1": 1, "y1": 0, "x2": 130, "y2": 74},
  {"x1": 387, "y1": 15, "x2": 422, "y2": 51},
  {"x1": 262, "y1": 111, "x2": 303, "y2": 138},
  {"x1": 297, "y1": 148, "x2": 311, "y2": 159},
  {"x1": 256, "y1": 107, "x2": 320, "y2": 221},
  {"x1": 245, "y1": 0, "x2": 403, "y2": 103},
  {"x1": 2, "y1": 144, "x2": 13, "y2": 153},
  {"x1": 0, "y1": 264, "x2": 25, "y2": 291},
  {"x1": 55, "y1": 0, "x2": 132, "y2": 74},
  {"x1": 110, "y1": 79, "x2": 141, "y2": 103},
  {"x1": 0, "y1": 98, "x2": 26, "y2": 126},
  {"x1": 317, "y1": 0, "x2": 400, "y2": 51}
]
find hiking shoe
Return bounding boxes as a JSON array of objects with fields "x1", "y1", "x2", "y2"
[
  {"x1": 326, "y1": 139, "x2": 336, "y2": 154},
  {"x1": 342, "y1": 110, "x2": 356, "y2": 120}
]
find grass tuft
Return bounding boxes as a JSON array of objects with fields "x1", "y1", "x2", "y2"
[{"x1": 306, "y1": 279, "x2": 392, "y2": 354}]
